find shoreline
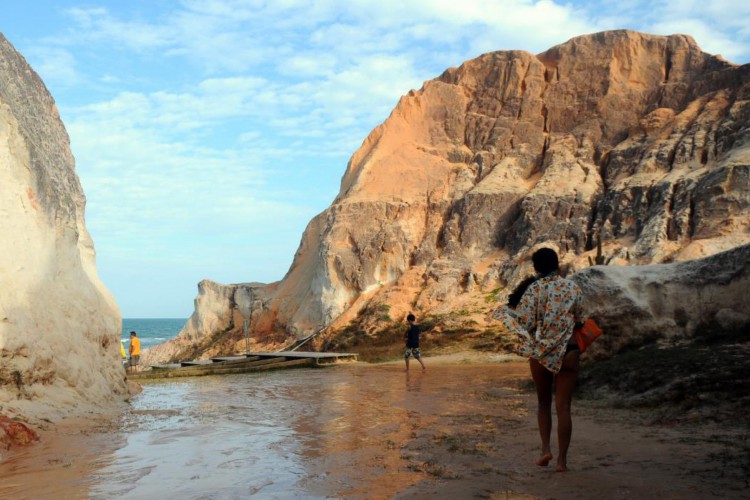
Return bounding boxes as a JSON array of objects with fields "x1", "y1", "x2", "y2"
[
  {"x1": 2, "y1": 352, "x2": 748, "y2": 498},
  {"x1": 371, "y1": 349, "x2": 525, "y2": 366}
]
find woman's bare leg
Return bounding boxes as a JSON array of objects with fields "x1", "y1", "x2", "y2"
[
  {"x1": 554, "y1": 351, "x2": 580, "y2": 472},
  {"x1": 530, "y1": 358, "x2": 554, "y2": 465}
]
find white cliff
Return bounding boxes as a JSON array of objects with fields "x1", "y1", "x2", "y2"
[{"x1": 0, "y1": 34, "x2": 125, "y2": 423}]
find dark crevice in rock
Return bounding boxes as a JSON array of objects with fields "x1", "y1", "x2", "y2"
[
  {"x1": 598, "y1": 150, "x2": 612, "y2": 190},
  {"x1": 586, "y1": 199, "x2": 601, "y2": 251},
  {"x1": 666, "y1": 182, "x2": 678, "y2": 241},
  {"x1": 700, "y1": 148, "x2": 708, "y2": 165},
  {"x1": 688, "y1": 195, "x2": 697, "y2": 238},
  {"x1": 495, "y1": 199, "x2": 524, "y2": 249},
  {"x1": 593, "y1": 145, "x2": 603, "y2": 165},
  {"x1": 667, "y1": 143, "x2": 678, "y2": 171},
  {"x1": 434, "y1": 206, "x2": 454, "y2": 254},
  {"x1": 544, "y1": 67, "x2": 553, "y2": 83},
  {"x1": 540, "y1": 135, "x2": 550, "y2": 169}
]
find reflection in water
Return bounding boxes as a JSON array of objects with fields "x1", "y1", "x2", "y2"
[
  {"x1": 0, "y1": 363, "x2": 528, "y2": 499},
  {"x1": 405, "y1": 369, "x2": 424, "y2": 393}
]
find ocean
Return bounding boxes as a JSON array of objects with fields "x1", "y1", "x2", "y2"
[{"x1": 121, "y1": 318, "x2": 185, "y2": 351}]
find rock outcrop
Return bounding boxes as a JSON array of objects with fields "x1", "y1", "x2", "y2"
[
  {"x1": 148, "y1": 30, "x2": 750, "y2": 364},
  {"x1": 144, "y1": 280, "x2": 278, "y2": 363},
  {"x1": 573, "y1": 242, "x2": 750, "y2": 356},
  {"x1": 0, "y1": 414, "x2": 39, "y2": 452},
  {"x1": 0, "y1": 34, "x2": 125, "y2": 422}
]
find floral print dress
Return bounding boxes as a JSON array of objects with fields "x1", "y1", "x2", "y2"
[{"x1": 495, "y1": 274, "x2": 583, "y2": 373}]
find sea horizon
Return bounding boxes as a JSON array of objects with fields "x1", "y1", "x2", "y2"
[{"x1": 121, "y1": 317, "x2": 186, "y2": 350}]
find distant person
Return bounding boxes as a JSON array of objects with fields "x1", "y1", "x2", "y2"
[
  {"x1": 495, "y1": 248, "x2": 583, "y2": 472},
  {"x1": 129, "y1": 331, "x2": 141, "y2": 373},
  {"x1": 120, "y1": 340, "x2": 128, "y2": 368},
  {"x1": 404, "y1": 313, "x2": 426, "y2": 372}
]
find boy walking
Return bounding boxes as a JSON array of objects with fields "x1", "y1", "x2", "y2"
[{"x1": 404, "y1": 313, "x2": 426, "y2": 371}]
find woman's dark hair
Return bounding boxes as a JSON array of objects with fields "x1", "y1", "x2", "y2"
[
  {"x1": 532, "y1": 248, "x2": 559, "y2": 276},
  {"x1": 407, "y1": 313, "x2": 416, "y2": 322},
  {"x1": 507, "y1": 276, "x2": 537, "y2": 308}
]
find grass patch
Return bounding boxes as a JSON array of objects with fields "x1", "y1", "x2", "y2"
[{"x1": 484, "y1": 286, "x2": 503, "y2": 304}]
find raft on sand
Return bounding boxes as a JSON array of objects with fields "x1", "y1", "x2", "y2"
[{"x1": 128, "y1": 351, "x2": 358, "y2": 380}]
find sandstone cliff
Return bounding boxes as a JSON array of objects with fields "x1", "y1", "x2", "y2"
[
  {"x1": 146, "y1": 30, "x2": 750, "y2": 364},
  {"x1": 0, "y1": 34, "x2": 125, "y2": 423}
]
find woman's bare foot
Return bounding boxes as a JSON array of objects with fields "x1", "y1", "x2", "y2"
[
  {"x1": 556, "y1": 461, "x2": 568, "y2": 472},
  {"x1": 536, "y1": 453, "x2": 553, "y2": 466}
]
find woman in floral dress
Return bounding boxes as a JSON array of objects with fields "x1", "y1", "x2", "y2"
[{"x1": 496, "y1": 248, "x2": 583, "y2": 472}]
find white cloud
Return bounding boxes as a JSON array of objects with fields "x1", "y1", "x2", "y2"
[
  {"x1": 25, "y1": 46, "x2": 78, "y2": 87},
  {"x1": 65, "y1": 7, "x2": 177, "y2": 51},
  {"x1": 69, "y1": 114, "x2": 304, "y2": 262},
  {"x1": 281, "y1": 53, "x2": 338, "y2": 77}
]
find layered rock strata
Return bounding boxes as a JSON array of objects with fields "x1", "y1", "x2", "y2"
[
  {"x1": 0, "y1": 34, "x2": 125, "y2": 422},
  {"x1": 572, "y1": 242, "x2": 750, "y2": 356},
  {"x1": 148, "y1": 30, "x2": 750, "y2": 364}
]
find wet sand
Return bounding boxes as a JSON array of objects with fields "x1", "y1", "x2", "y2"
[{"x1": 1, "y1": 354, "x2": 748, "y2": 499}]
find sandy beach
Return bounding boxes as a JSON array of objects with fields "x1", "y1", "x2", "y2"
[{"x1": 1, "y1": 353, "x2": 748, "y2": 499}]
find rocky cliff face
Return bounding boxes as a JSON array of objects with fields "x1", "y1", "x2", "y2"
[
  {"x1": 146, "y1": 30, "x2": 750, "y2": 364},
  {"x1": 0, "y1": 34, "x2": 125, "y2": 421}
]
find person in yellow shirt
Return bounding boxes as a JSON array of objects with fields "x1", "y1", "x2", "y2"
[
  {"x1": 120, "y1": 340, "x2": 128, "y2": 370},
  {"x1": 129, "y1": 331, "x2": 141, "y2": 373}
]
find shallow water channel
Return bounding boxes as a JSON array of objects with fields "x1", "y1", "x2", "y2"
[{"x1": 1, "y1": 361, "x2": 530, "y2": 499}]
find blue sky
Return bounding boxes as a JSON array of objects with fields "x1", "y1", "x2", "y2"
[{"x1": 3, "y1": 1, "x2": 749, "y2": 318}]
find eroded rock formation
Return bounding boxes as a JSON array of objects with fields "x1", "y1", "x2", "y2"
[
  {"x1": 147, "y1": 30, "x2": 750, "y2": 364},
  {"x1": 573, "y1": 242, "x2": 750, "y2": 356},
  {"x1": 0, "y1": 34, "x2": 125, "y2": 422}
]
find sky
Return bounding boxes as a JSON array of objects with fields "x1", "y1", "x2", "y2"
[{"x1": 3, "y1": 1, "x2": 750, "y2": 318}]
